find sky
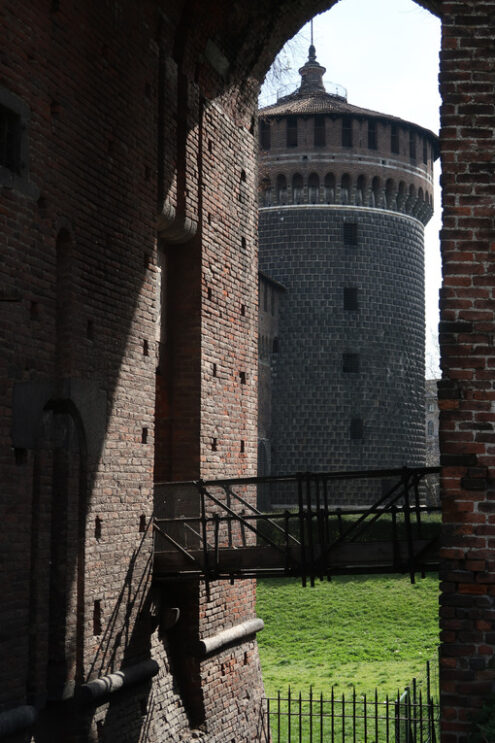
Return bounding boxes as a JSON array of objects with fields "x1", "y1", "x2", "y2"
[{"x1": 259, "y1": 0, "x2": 442, "y2": 376}]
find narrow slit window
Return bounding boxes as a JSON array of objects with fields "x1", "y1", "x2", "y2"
[
  {"x1": 287, "y1": 116, "x2": 297, "y2": 147},
  {"x1": 343, "y1": 287, "x2": 358, "y2": 310},
  {"x1": 343, "y1": 222, "x2": 358, "y2": 246},
  {"x1": 409, "y1": 130, "x2": 416, "y2": 161},
  {"x1": 0, "y1": 90, "x2": 31, "y2": 192},
  {"x1": 314, "y1": 116, "x2": 325, "y2": 147},
  {"x1": 0, "y1": 103, "x2": 21, "y2": 172},
  {"x1": 367, "y1": 120, "x2": 377, "y2": 150},
  {"x1": 342, "y1": 119, "x2": 353, "y2": 147},
  {"x1": 343, "y1": 353, "x2": 360, "y2": 373},
  {"x1": 93, "y1": 600, "x2": 102, "y2": 635},
  {"x1": 350, "y1": 418, "x2": 364, "y2": 440},
  {"x1": 391, "y1": 124, "x2": 399, "y2": 154}
]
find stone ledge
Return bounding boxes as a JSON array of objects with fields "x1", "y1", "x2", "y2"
[
  {"x1": 77, "y1": 659, "x2": 159, "y2": 706},
  {"x1": 0, "y1": 705, "x2": 37, "y2": 738},
  {"x1": 194, "y1": 618, "x2": 264, "y2": 658}
]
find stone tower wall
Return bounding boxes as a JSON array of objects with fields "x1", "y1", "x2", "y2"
[
  {"x1": 258, "y1": 87, "x2": 434, "y2": 502},
  {"x1": 259, "y1": 206, "x2": 426, "y2": 493}
]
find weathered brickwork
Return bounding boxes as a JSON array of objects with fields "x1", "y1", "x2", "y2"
[
  {"x1": 1, "y1": 1, "x2": 495, "y2": 742},
  {"x1": 437, "y1": 3, "x2": 495, "y2": 741},
  {"x1": 1, "y1": 2, "x2": 262, "y2": 742}
]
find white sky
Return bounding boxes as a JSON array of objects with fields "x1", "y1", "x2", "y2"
[{"x1": 260, "y1": 0, "x2": 442, "y2": 376}]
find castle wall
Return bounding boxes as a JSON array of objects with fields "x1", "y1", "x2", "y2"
[
  {"x1": 258, "y1": 274, "x2": 284, "y2": 444},
  {"x1": 1, "y1": 1, "x2": 495, "y2": 742},
  {"x1": 1, "y1": 2, "x2": 262, "y2": 742}
]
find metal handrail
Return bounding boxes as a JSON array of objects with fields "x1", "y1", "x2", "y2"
[
  {"x1": 155, "y1": 465, "x2": 440, "y2": 489},
  {"x1": 153, "y1": 466, "x2": 441, "y2": 585}
]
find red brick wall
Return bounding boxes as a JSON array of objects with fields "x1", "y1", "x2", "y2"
[
  {"x1": 437, "y1": 3, "x2": 495, "y2": 740},
  {"x1": 1, "y1": 1, "x2": 262, "y2": 741},
  {"x1": 2, "y1": 0, "x2": 157, "y2": 706}
]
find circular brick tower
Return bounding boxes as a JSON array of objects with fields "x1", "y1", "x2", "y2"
[{"x1": 258, "y1": 44, "x2": 439, "y2": 496}]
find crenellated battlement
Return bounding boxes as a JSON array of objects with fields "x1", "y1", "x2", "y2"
[
  {"x1": 258, "y1": 55, "x2": 438, "y2": 227},
  {"x1": 259, "y1": 166, "x2": 434, "y2": 224}
]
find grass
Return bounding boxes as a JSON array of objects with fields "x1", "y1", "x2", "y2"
[{"x1": 256, "y1": 573, "x2": 440, "y2": 699}]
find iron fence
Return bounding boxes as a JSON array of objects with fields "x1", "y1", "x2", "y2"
[{"x1": 259, "y1": 661, "x2": 439, "y2": 743}]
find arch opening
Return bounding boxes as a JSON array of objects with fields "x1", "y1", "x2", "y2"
[{"x1": 256, "y1": 0, "x2": 442, "y2": 718}]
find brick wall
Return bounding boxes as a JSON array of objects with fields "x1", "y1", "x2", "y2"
[
  {"x1": 2, "y1": 0, "x2": 160, "y2": 728},
  {"x1": 438, "y1": 3, "x2": 495, "y2": 741},
  {"x1": 1, "y1": 2, "x2": 263, "y2": 742}
]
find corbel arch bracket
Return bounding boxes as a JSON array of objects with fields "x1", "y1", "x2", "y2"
[{"x1": 157, "y1": 201, "x2": 197, "y2": 244}]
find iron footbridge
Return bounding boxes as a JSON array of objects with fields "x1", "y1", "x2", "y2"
[{"x1": 153, "y1": 466, "x2": 441, "y2": 589}]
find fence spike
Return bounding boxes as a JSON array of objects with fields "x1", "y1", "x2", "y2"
[{"x1": 320, "y1": 691, "x2": 324, "y2": 743}]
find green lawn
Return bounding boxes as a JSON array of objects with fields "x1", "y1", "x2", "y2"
[{"x1": 256, "y1": 573, "x2": 440, "y2": 698}]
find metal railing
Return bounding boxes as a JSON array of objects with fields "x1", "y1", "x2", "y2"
[
  {"x1": 154, "y1": 467, "x2": 441, "y2": 590},
  {"x1": 258, "y1": 660, "x2": 439, "y2": 743}
]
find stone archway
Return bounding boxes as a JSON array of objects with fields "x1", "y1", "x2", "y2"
[
  {"x1": 181, "y1": 2, "x2": 492, "y2": 740},
  {"x1": 2, "y1": 3, "x2": 492, "y2": 742}
]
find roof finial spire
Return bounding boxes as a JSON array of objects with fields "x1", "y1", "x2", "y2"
[
  {"x1": 308, "y1": 19, "x2": 316, "y2": 62},
  {"x1": 298, "y1": 18, "x2": 325, "y2": 93}
]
